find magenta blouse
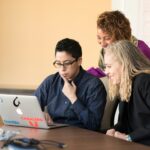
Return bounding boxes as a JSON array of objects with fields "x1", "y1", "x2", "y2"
[{"x1": 87, "y1": 40, "x2": 150, "y2": 78}]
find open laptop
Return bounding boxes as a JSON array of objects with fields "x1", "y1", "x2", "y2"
[{"x1": 0, "y1": 94, "x2": 68, "y2": 129}]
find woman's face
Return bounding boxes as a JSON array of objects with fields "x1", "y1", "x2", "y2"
[
  {"x1": 97, "y1": 28, "x2": 114, "y2": 48},
  {"x1": 104, "y1": 52, "x2": 122, "y2": 85}
]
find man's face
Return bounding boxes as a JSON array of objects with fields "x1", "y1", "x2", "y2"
[{"x1": 54, "y1": 51, "x2": 82, "y2": 80}]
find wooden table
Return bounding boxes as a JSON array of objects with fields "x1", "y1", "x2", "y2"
[{"x1": 0, "y1": 125, "x2": 149, "y2": 150}]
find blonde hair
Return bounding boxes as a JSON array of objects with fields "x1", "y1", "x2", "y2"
[
  {"x1": 105, "y1": 40, "x2": 150, "y2": 102},
  {"x1": 98, "y1": 36, "x2": 138, "y2": 69}
]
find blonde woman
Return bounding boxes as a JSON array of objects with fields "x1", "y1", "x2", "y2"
[{"x1": 104, "y1": 40, "x2": 150, "y2": 146}]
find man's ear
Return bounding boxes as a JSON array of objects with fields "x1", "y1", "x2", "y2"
[{"x1": 77, "y1": 57, "x2": 82, "y2": 66}]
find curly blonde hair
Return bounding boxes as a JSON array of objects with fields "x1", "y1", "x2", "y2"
[{"x1": 105, "y1": 40, "x2": 150, "y2": 102}]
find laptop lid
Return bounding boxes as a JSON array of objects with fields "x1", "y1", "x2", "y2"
[{"x1": 0, "y1": 94, "x2": 67, "y2": 129}]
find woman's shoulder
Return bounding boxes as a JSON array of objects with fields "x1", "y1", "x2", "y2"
[
  {"x1": 134, "y1": 73, "x2": 150, "y2": 86},
  {"x1": 132, "y1": 73, "x2": 150, "y2": 99},
  {"x1": 135, "y1": 72, "x2": 150, "y2": 78}
]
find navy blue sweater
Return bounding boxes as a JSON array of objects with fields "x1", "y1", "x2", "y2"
[{"x1": 35, "y1": 67, "x2": 106, "y2": 131}]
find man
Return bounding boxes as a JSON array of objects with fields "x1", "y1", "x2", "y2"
[{"x1": 34, "y1": 38, "x2": 106, "y2": 131}]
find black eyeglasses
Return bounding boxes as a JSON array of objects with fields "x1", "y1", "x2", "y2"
[{"x1": 53, "y1": 59, "x2": 77, "y2": 68}]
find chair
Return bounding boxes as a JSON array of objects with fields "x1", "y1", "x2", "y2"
[
  {"x1": 0, "y1": 88, "x2": 35, "y2": 95},
  {"x1": 100, "y1": 77, "x2": 119, "y2": 133}
]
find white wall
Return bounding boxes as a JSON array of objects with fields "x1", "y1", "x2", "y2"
[
  {"x1": 112, "y1": 0, "x2": 150, "y2": 46},
  {"x1": 112, "y1": 0, "x2": 150, "y2": 124},
  {"x1": 0, "y1": 0, "x2": 111, "y2": 89}
]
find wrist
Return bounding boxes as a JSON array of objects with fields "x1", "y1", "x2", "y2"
[
  {"x1": 70, "y1": 96, "x2": 77, "y2": 104},
  {"x1": 126, "y1": 135, "x2": 132, "y2": 142}
]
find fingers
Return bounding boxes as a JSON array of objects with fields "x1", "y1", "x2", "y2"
[
  {"x1": 106, "y1": 129, "x2": 115, "y2": 136},
  {"x1": 114, "y1": 131, "x2": 121, "y2": 137},
  {"x1": 61, "y1": 76, "x2": 68, "y2": 82},
  {"x1": 71, "y1": 81, "x2": 76, "y2": 87},
  {"x1": 44, "y1": 112, "x2": 53, "y2": 125},
  {"x1": 61, "y1": 76, "x2": 73, "y2": 85},
  {"x1": 106, "y1": 129, "x2": 127, "y2": 141},
  {"x1": 114, "y1": 131, "x2": 126, "y2": 140}
]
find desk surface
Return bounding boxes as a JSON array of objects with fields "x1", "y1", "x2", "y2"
[{"x1": 0, "y1": 125, "x2": 149, "y2": 150}]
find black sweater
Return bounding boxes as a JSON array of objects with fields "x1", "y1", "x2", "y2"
[{"x1": 114, "y1": 73, "x2": 150, "y2": 146}]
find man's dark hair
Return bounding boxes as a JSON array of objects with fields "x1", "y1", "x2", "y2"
[{"x1": 55, "y1": 38, "x2": 82, "y2": 59}]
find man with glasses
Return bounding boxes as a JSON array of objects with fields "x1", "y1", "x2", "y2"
[{"x1": 34, "y1": 38, "x2": 106, "y2": 131}]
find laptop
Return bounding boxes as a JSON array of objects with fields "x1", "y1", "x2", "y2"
[{"x1": 0, "y1": 94, "x2": 68, "y2": 129}]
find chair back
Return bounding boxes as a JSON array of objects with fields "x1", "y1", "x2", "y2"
[{"x1": 100, "y1": 77, "x2": 119, "y2": 132}]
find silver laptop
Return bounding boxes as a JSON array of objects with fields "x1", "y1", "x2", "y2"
[{"x1": 0, "y1": 94, "x2": 68, "y2": 129}]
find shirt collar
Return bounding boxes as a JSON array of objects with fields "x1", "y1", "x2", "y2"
[{"x1": 73, "y1": 66, "x2": 85, "y2": 84}]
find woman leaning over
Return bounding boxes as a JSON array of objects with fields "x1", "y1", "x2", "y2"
[
  {"x1": 104, "y1": 40, "x2": 150, "y2": 146},
  {"x1": 87, "y1": 10, "x2": 150, "y2": 77}
]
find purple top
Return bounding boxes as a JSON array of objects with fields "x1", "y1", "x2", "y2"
[
  {"x1": 87, "y1": 67, "x2": 106, "y2": 78},
  {"x1": 138, "y1": 40, "x2": 150, "y2": 60},
  {"x1": 87, "y1": 40, "x2": 150, "y2": 78}
]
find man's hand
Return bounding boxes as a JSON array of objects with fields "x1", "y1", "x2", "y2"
[
  {"x1": 44, "y1": 112, "x2": 53, "y2": 125},
  {"x1": 61, "y1": 76, "x2": 77, "y2": 104}
]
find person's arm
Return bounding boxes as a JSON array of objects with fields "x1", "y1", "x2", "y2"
[
  {"x1": 113, "y1": 102, "x2": 128, "y2": 133},
  {"x1": 106, "y1": 102, "x2": 128, "y2": 137},
  {"x1": 113, "y1": 74, "x2": 150, "y2": 143},
  {"x1": 61, "y1": 76, "x2": 77, "y2": 104},
  {"x1": 87, "y1": 67, "x2": 106, "y2": 78},
  {"x1": 127, "y1": 75, "x2": 150, "y2": 142},
  {"x1": 34, "y1": 76, "x2": 52, "y2": 111},
  {"x1": 34, "y1": 76, "x2": 54, "y2": 124},
  {"x1": 138, "y1": 40, "x2": 150, "y2": 60},
  {"x1": 71, "y1": 79, "x2": 106, "y2": 131}
]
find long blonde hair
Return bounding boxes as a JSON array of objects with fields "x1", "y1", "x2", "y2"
[{"x1": 105, "y1": 40, "x2": 150, "y2": 102}]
